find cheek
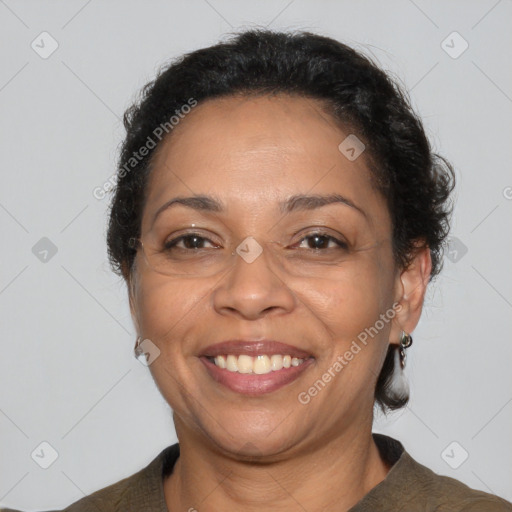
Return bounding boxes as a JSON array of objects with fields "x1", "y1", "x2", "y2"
[
  {"x1": 133, "y1": 276, "x2": 208, "y2": 405},
  {"x1": 134, "y1": 273, "x2": 207, "y2": 344},
  {"x1": 299, "y1": 257, "x2": 393, "y2": 339},
  {"x1": 304, "y1": 283, "x2": 385, "y2": 360}
]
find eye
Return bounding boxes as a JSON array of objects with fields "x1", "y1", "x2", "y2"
[
  {"x1": 164, "y1": 234, "x2": 219, "y2": 251},
  {"x1": 295, "y1": 233, "x2": 348, "y2": 250}
]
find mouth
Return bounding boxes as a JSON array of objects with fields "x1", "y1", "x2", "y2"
[
  {"x1": 207, "y1": 353, "x2": 308, "y2": 373},
  {"x1": 199, "y1": 340, "x2": 315, "y2": 395}
]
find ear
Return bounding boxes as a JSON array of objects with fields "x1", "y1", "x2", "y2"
[{"x1": 390, "y1": 243, "x2": 432, "y2": 346}]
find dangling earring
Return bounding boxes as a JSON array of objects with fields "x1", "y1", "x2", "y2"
[
  {"x1": 399, "y1": 331, "x2": 413, "y2": 369},
  {"x1": 134, "y1": 336, "x2": 143, "y2": 358},
  {"x1": 388, "y1": 331, "x2": 413, "y2": 401}
]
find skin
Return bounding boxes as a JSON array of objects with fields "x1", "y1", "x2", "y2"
[{"x1": 127, "y1": 93, "x2": 431, "y2": 511}]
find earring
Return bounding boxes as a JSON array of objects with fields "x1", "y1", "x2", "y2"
[
  {"x1": 134, "y1": 336, "x2": 143, "y2": 358},
  {"x1": 399, "y1": 331, "x2": 413, "y2": 370},
  {"x1": 387, "y1": 331, "x2": 413, "y2": 402}
]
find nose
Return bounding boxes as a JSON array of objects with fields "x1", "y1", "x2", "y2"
[{"x1": 212, "y1": 241, "x2": 296, "y2": 321}]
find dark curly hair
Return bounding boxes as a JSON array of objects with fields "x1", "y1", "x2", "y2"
[{"x1": 106, "y1": 29, "x2": 455, "y2": 413}]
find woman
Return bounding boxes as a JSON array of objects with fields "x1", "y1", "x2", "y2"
[{"x1": 7, "y1": 29, "x2": 511, "y2": 511}]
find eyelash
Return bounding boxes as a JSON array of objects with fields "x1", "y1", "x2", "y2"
[
  {"x1": 294, "y1": 233, "x2": 348, "y2": 251},
  {"x1": 164, "y1": 232, "x2": 348, "y2": 251}
]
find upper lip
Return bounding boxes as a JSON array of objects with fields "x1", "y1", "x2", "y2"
[{"x1": 200, "y1": 340, "x2": 312, "y2": 359}]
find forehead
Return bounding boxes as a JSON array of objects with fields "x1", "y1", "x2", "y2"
[{"x1": 143, "y1": 94, "x2": 385, "y2": 225}]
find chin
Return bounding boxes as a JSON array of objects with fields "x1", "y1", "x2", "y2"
[{"x1": 203, "y1": 412, "x2": 302, "y2": 460}]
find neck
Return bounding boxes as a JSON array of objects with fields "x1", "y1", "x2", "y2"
[{"x1": 163, "y1": 419, "x2": 389, "y2": 512}]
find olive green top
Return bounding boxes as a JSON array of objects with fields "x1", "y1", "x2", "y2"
[{"x1": 3, "y1": 434, "x2": 511, "y2": 511}]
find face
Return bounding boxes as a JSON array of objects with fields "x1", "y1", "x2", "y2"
[{"x1": 129, "y1": 94, "x2": 403, "y2": 458}]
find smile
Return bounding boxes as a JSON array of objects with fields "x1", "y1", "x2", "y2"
[
  {"x1": 209, "y1": 354, "x2": 307, "y2": 374},
  {"x1": 201, "y1": 355, "x2": 314, "y2": 395}
]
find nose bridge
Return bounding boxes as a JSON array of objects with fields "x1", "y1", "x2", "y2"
[
  {"x1": 232, "y1": 236, "x2": 291, "y2": 283},
  {"x1": 237, "y1": 238, "x2": 280, "y2": 276},
  {"x1": 213, "y1": 237, "x2": 295, "y2": 318}
]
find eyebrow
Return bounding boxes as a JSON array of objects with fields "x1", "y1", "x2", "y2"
[
  {"x1": 282, "y1": 193, "x2": 367, "y2": 219},
  {"x1": 152, "y1": 193, "x2": 367, "y2": 225}
]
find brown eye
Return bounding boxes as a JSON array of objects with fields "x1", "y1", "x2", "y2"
[
  {"x1": 297, "y1": 233, "x2": 347, "y2": 250},
  {"x1": 164, "y1": 234, "x2": 217, "y2": 251}
]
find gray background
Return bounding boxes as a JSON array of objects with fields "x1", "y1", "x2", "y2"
[{"x1": 1, "y1": 0, "x2": 511, "y2": 509}]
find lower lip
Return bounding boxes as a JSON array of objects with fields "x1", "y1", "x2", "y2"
[{"x1": 200, "y1": 357, "x2": 314, "y2": 395}]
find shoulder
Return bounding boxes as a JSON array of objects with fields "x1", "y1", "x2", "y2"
[
  {"x1": 0, "y1": 444, "x2": 179, "y2": 512},
  {"x1": 398, "y1": 451, "x2": 512, "y2": 511},
  {"x1": 0, "y1": 475, "x2": 138, "y2": 512},
  {"x1": 58, "y1": 468, "x2": 139, "y2": 512},
  {"x1": 360, "y1": 434, "x2": 512, "y2": 512},
  {"x1": 62, "y1": 443, "x2": 178, "y2": 512}
]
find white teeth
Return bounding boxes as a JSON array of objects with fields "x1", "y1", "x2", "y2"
[
  {"x1": 237, "y1": 355, "x2": 253, "y2": 374},
  {"x1": 226, "y1": 355, "x2": 238, "y2": 372},
  {"x1": 212, "y1": 354, "x2": 306, "y2": 373},
  {"x1": 253, "y1": 355, "x2": 271, "y2": 374},
  {"x1": 215, "y1": 355, "x2": 226, "y2": 369},
  {"x1": 270, "y1": 354, "x2": 284, "y2": 371}
]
